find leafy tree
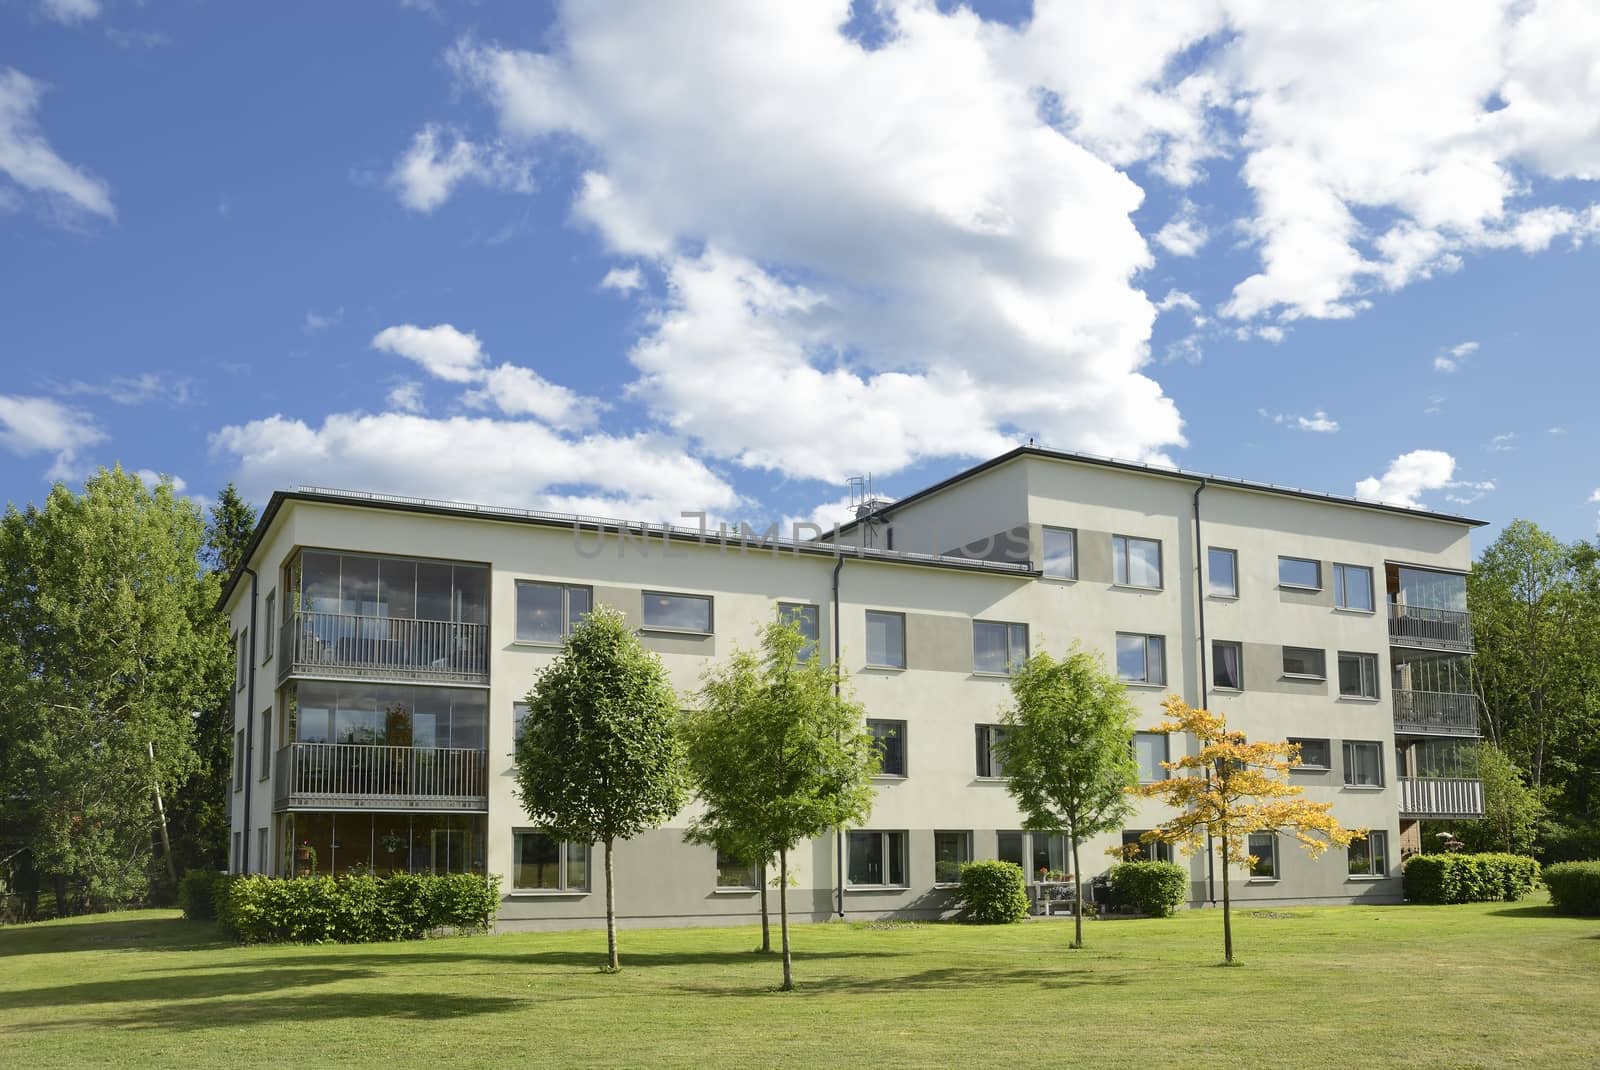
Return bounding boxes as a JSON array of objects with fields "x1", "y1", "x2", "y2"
[
  {"x1": 996, "y1": 644, "x2": 1138, "y2": 949},
  {"x1": 1455, "y1": 744, "x2": 1543, "y2": 855},
  {"x1": 514, "y1": 606, "x2": 688, "y2": 971},
  {"x1": 1135, "y1": 698, "x2": 1357, "y2": 964},
  {"x1": 684, "y1": 615, "x2": 878, "y2": 991}
]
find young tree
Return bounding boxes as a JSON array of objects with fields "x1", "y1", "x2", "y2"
[
  {"x1": 1135, "y1": 698, "x2": 1357, "y2": 964},
  {"x1": 514, "y1": 606, "x2": 688, "y2": 971},
  {"x1": 1456, "y1": 744, "x2": 1543, "y2": 855},
  {"x1": 684, "y1": 615, "x2": 879, "y2": 991},
  {"x1": 997, "y1": 645, "x2": 1139, "y2": 949}
]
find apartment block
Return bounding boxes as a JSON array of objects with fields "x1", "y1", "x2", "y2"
[{"x1": 222, "y1": 446, "x2": 1485, "y2": 928}]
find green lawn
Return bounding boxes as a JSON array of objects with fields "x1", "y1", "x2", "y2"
[{"x1": 2, "y1": 900, "x2": 1596, "y2": 1068}]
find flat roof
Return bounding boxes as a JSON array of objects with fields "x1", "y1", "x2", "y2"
[{"x1": 829, "y1": 444, "x2": 1490, "y2": 536}]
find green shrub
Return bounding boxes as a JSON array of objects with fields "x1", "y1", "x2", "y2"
[
  {"x1": 1109, "y1": 861, "x2": 1187, "y2": 917},
  {"x1": 957, "y1": 861, "x2": 1029, "y2": 924},
  {"x1": 218, "y1": 872, "x2": 501, "y2": 943},
  {"x1": 1402, "y1": 853, "x2": 1540, "y2": 904},
  {"x1": 1542, "y1": 861, "x2": 1600, "y2": 916},
  {"x1": 178, "y1": 870, "x2": 229, "y2": 921}
]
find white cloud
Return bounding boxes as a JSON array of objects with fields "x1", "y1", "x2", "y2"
[
  {"x1": 0, "y1": 67, "x2": 114, "y2": 220},
  {"x1": 371, "y1": 323, "x2": 486, "y2": 383},
  {"x1": 1433, "y1": 340, "x2": 1479, "y2": 373},
  {"x1": 39, "y1": 0, "x2": 100, "y2": 25},
  {"x1": 134, "y1": 468, "x2": 187, "y2": 494},
  {"x1": 1154, "y1": 289, "x2": 1201, "y2": 316},
  {"x1": 1259, "y1": 408, "x2": 1340, "y2": 433},
  {"x1": 105, "y1": 28, "x2": 170, "y2": 48},
  {"x1": 1589, "y1": 488, "x2": 1600, "y2": 503},
  {"x1": 386, "y1": 381, "x2": 425, "y2": 414},
  {"x1": 304, "y1": 307, "x2": 344, "y2": 332},
  {"x1": 1153, "y1": 199, "x2": 1209, "y2": 257},
  {"x1": 0, "y1": 394, "x2": 106, "y2": 480},
  {"x1": 599, "y1": 265, "x2": 643, "y2": 293},
  {"x1": 386, "y1": 123, "x2": 533, "y2": 213},
  {"x1": 1355, "y1": 449, "x2": 1493, "y2": 509},
  {"x1": 1549, "y1": 426, "x2": 1567, "y2": 435},
  {"x1": 53, "y1": 372, "x2": 193, "y2": 406},
  {"x1": 1486, "y1": 432, "x2": 1517, "y2": 452},
  {"x1": 780, "y1": 493, "x2": 894, "y2": 540}
]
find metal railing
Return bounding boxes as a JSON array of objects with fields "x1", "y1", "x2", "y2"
[
  {"x1": 1398, "y1": 776, "x2": 1484, "y2": 819},
  {"x1": 1392, "y1": 689, "x2": 1480, "y2": 736},
  {"x1": 1387, "y1": 603, "x2": 1473, "y2": 650},
  {"x1": 278, "y1": 610, "x2": 489, "y2": 684},
  {"x1": 273, "y1": 742, "x2": 488, "y2": 811}
]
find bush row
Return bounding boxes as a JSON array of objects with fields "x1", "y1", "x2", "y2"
[
  {"x1": 1402, "y1": 853, "x2": 1540, "y2": 904},
  {"x1": 178, "y1": 869, "x2": 227, "y2": 921},
  {"x1": 1108, "y1": 861, "x2": 1187, "y2": 917},
  {"x1": 1542, "y1": 861, "x2": 1600, "y2": 916},
  {"x1": 957, "y1": 861, "x2": 1030, "y2": 924},
  {"x1": 211, "y1": 873, "x2": 500, "y2": 943}
]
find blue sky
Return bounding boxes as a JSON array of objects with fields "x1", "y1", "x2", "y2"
[{"x1": 3, "y1": 1, "x2": 1598, "y2": 548}]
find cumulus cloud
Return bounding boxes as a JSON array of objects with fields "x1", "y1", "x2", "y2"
[
  {"x1": 386, "y1": 123, "x2": 533, "y2": 213},
  {"x1": 1434, "y1": 340, "x2": 1479, "y2": 373},
  {"x1": 0, "y1": 67, "x2": 114, "y2": 220},
  {"x1": 1259, "y1": 408, "x2": 1340, "y2": 433},
  {"x1": 0, "y1": 393, "x2": 106, "y2": 479},
  {"x1": 1354, "y1": 449, "x2": 1493, "y2": 509},
  {"x1": 386, "y1": 381, "x2": 425, "y2": 414},
  {"x1": 1589, "y1": 488, "x2": 1600, "y2": 504},
  {"x1": 134, "y1": 468, "x2": 187, "y2": 493},
  {"x1": 304, "y1": 308, "x2": 344, "y2": 332},
  {"x1": 599, "y1": 265, "x2": 643, "y2": 293},
  {"x1": 1153, "y1": 199, "x2": 1209, "y2": 257},
  {"x1": 372, "y1": 323, "x2": 487, "y2": 383}
]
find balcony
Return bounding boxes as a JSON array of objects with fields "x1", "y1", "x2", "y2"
[
  {"x1": 272, "y1": 742, "x2": 488, "y2": 812},
  {"x1": 1387, "y1": 603, "x2": 1473, "y2": 652},
  {"x1": 1398, "y1": 776, "x2": 1484, "y2": 819},
  {"x1": 278, "y1": 610, "x2": 489, "y2": 685},
  {"x1": 1392, "y1": 689, "x2": 1480, "y2": 737}
]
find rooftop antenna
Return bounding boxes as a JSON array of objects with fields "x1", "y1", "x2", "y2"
[{"x1": 848, "y1": 474, "x2": 890, "y2": 547}]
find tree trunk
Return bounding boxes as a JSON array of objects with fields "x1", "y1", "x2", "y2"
[
  {"x1": 1070, "y1": 834, "x2": 1084, "y2": 950},
  {"x1": 759, "y1": 860, "x2": 771, "y2": 953},
  {"x1": 1220, "y1": 838, "x2": 1234, "y2": 964},
  {"x1": 149, "y1": 741, "x2": 177, "y2": 885},
  {"x1": 604, "y1": 837, "x2": 619, "y2": 971},
  {"x1": 779, "y1": 848, "x2": 793, "y2": 991}
]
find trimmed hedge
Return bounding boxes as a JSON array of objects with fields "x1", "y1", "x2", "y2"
[
  {"x1": 1542, "y1": 861, "x2": 1600, "y2": 916},
  {"x1": 1109, "y1": 861, "x2": 1187, "y2": 917},
  {"x1": 957, "y1": 861, "x2": 1029, "y2": 924},
  {"x1": 178, "y1": 869, "x2": 229, "y2": 921},
  {"x1": 1402, "y1": 853, "x2": 1540, "y2": 904},
  {"x1": 218, "y1": 873, "x2": 500, "y2": 943}
]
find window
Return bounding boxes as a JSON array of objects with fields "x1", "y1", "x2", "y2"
[
  {"x1": 1338, "y1": 652, "x2": 1380, "y2": 699},
  {"x1": 975, "y1": 724, "x2": 1008, "y2": 778},
  {"x1": 1343, "y1": 741, "x2": 1384, "y2": 787},
  {"x1": 847, "y1": 830, "x2": 907, "y2": 886},
  {"x1": 233, "y1": 729, "x2": 245, "y2": 791},
  {"x1": 1333, "y1": 564, "x2": 1374, "y2": 611},
  {"x1": 1042, "y1": 527, "x2": 1077, "y2": 579},
  {"x1": 1030, "y1": 832, "x2": 1068, "y2": 878},
  {"x1": 716, "y1": 848, "x2": 759, "y2": 890},
  {"x1": 1278, "y1": 556, "x2": 1322, "y2": 590},
  {"x1": 934, "y1": 831, "x2": 972, "y2": 884},
  {"x1": 641, "y1": 591, "x2": 712, "y2": 634},
  {"x1": 1290, "y1": 737, "x2": 1331, "y2": 770},
  {"x1": 1281, "y1": 646, "x2": 1326, "y2": 679},
  {"x1": 868, "y1": 719, "x2": 906, "y2": 776},
  {"x1": 515, "y1": 581, "x2": 592, "y2": 643},
  {"x1": 512, "y1": 832, "x2": 590, "y2": 891},
  {"x1": 232, "y1": 831, "x2": 241, "y2": 873},
  {"x1": 1212, "y1": 640, "x2": 1243, "y2": 690},
  {"x1": 1133, "y1": 732, "x2": 1169, "y2": 783},
  {"x1": 865, "y1": 610, "x2": 906, "y2": 669},
  {"x1": 1117, "y1": 633, "x2": 1166, "y2": 685},
  {"x1": 235, "y1": 629, "x2": 248, "y2": 692},
  {"x1": 1113, "y1": 535, "x2": 1163, "y2": 588},
  {"x1": 997, "y1": 831, "x2": 1025, "y2": 869},
  {"x1": 263, "y1": 592, "x2": 276, "y2": 660},
  {"x1": 1208, "y1": 547, "x2": 1238, "y2": 598},
  {"x1": 973, "y1": 620, "x2": 1028, "y2": 675},
  {"x1": 1347, "y1": 830, "x2": 1389, "y2": 877},
  {"x1": 1248, "y1": 831, "x2": 1278, "y2": 879},
  {"x1": 779, "y1": 602, "x2": 821, "y2": 662},
  {"x1": 1120, "y1": 830, "x2": 1172, "y2": 863},
  {"x1": 257, "y1": 828, "x2": 269, "y2": 875},
  {"x1": 259, "y1": 708, "x2": 271, "y2": 780},
  {"x1": 513, "y1": 702, "x2": 530, "y2": 744}
]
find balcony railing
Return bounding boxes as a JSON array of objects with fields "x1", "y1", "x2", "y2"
[
  {"x1": 1392, "y1": 689, "x2": 1480, "y2": 737},
  {"x1": 272, "y1": 742, "x2": 488, "y2": 812},
  {"x1": 1387, "y1": 603, "x2": 1473, "y2": 651},
  {"x1": 1398, "y1": 776, "x2": 1484, "y2": 819},
  {"x1": 278, "y1": 610, "x2": 489, "y2": 685}
]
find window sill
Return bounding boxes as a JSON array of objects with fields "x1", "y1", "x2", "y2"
[
  {"x1": 862, "y1": 664, "x2": 906, "y2": 673},
  {"x1": 1280, "y1": 674, "x2": 1327, "y2": 683},
  {"x1": 1337, "y1": 695, "x2": 1381, "y2": 703},
  {"x1": 1342, "y1": 784, "x2": 1386, "y2": 792},
  {"x1": 1212, "y1": 685, "x2": 1243, "y2": 693},
  {"x1": 971, "y1": 671, "x2": 1013, "y2": 679},
  {"x1": 1111, "y1": 583, "x2": 1165, "y2": 593},
  {"x1": 639, "y1": 627, "x2": 713, "y2": 638},
  {"x1": 1041, "y1": 574, "x2": 1078, "y2": 583},
  {"x1": 846, "y1": 885, "x2": 910, "y2": 893},
  {"x1": 1122, "y1": 681, "x2": 1169, "y2": 690},
  {"x1": 510, "y1": 638, "x2": 563, "y2": 649},
  {"x1": 872, "y1": 773, "x2": 908, "y2": 782},
  {"x1": 1278, "y1": 584, "x2": 1323, "y2": 593},
  {"x1": 1346, "y1": 875, "x2": 1390, "y2": 882},
  {"x1": 1292, "y1": 766, "x2": 1331, "y2": 774},
  {"x1": 1332, "y1": 607, "x2": 1377, "y2": 616},
  {"x1": 712, "y1": 887, "x2": 759, "y2": 896},
  {"x1": 507, "y1": 890, "x2": 590, "y2": 898},
  {"x1": 1207, "y1": 593, "x2": 1240, "y2": 602},
  {"x1": 1247, "y1": 877, "x2": 1280, "y2": 884},
  {"x1": 932, "y1": 882, "x2": 963, "y2": 890},
  {"x1": 973, "y1": 776, "x2": 1009, "y2": 784}
]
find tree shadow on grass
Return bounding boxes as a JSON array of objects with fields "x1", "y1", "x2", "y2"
[
  {"x1": 1484, "y1": 904, "x2": 1561, "y2": 919},
  {"x1": 0, "y1": 915, "x2": 227, "y2": 956},
  {"x1": 4, "y1": 965, "x2": 378, "y2": 1012},
  {"x1": 669, "y1": 964, "x2": 1136, "y2": 998},
  {"x1": 234, "y1": 946, "x2": 895, "y2": 973}
]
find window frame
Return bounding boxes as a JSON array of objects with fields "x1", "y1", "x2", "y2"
[
  {"x1": 1342, "y1": 740, "x2": 1385, "y2": 788},
  {"x1": 1117, "y1": 632, "x2": 1167, "y2": 686},
  {"x1": 1332, "y1": 563, "x2": 1375, "y2": 612},
  {"x1": 640, "y1": 590, "x2": 714, "y2": 635},
  {"x1": 1120, "y1": 830, "x2": 1173, "y2": 864},
  {"x1": 513, "y1": 580, "x2": 594, "y2": 645},
  {"x1": 846, "y1": 829, "x2": 909, "y2": 888},
  {"x1": 1248, "y1": 831, "x2": 1279, "y2": 880},
  {"x1": 1338, "y1": 651, "x2": 1381, "y2": 699},
  {"x1": 1133, "y1": 731, "x2": 1170, "y2": 784},
  {"x1": 778, "y1": 601, "x2": 821, "y2": 663},
  {"x1": 1281, "y1": 645, "x2": 1327, "y2": 680},
  {"x1": 1207, "y1": 547, "x2": 1239, "y2": 598},
  {"x1": 867, "y1": 718, "x2": 907, "y2": 777},
  {"x1": 511, "y1": 830, "x2": 592, "y2": 894},
  {"x1": 235, "y1": 628, "x2": 248, "y2": 693},
  {"x1": 933, "y1": 830, "x2": 973, "y2": 886},
  {"x1": 715, "y1": 847, "x2": 760, "y2": 891},
  {"x1": 1112, "y1": 534, "x2": 1164, "y2": 590},
  {"x1": 1212, "y1": 639, "x2": 1244, "y2": 691},
  {"x1": 233, "y1": 728, "x2": 246, "y2": 792},
  {"x1": 1041, "y1": 526, "x2": 1078, "y2": 580},
  {"x1": 1277, "y1": 555, "x2": 1323, "y2": 591},
  {"x1": 1347, "y1": 830, "x2": 1390, "y2": 878},
  {"x1": 864, "y1": 610, "x2": 907, "y2": 670},
  {"x1": 1288, "y1": 737, "x2": 1332, "y2": 771},
  {"x1": 258, "y1": 707, "x2": 272, "y2": 781},
  {"x1": 972, "y1": 619, "x2": 1029, "y2": 676},
  {"x1": 263, "y1": 591, "x2": 276, "y2": 661},
  {"x1": 974, "y1": 723, "x2": 1008, "y2": 779}
]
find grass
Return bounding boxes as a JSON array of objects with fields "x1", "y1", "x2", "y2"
[{"x1": 2, "y1": 898, "x2": 1597, "y2": 1068}]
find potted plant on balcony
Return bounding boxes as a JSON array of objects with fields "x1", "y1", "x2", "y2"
[
  {"x1": 294, "y1": 840, "x2": 318, "y2": 877},
  {"x1": 381, "y1": 829, "x2": 407, "y2": 873}
]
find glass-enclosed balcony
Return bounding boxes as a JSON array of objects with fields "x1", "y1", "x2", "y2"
[
  {"x1": 278, "y1": 549, "x2": 489, "y2": 685},
  {"x1": 1391, "y1": 650, "x2": 1479, "y2": 737},
  {"x1": 1386, "y1": 564, "x2": 1472, "y2": 651},
  {"x1": 1396, "y1": 738, "x2": 1484, "y2": 819}
]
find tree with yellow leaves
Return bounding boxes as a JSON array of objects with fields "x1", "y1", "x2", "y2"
[{"x1": 1133, "y1": 698, "x2": 1359, "y2": 964}]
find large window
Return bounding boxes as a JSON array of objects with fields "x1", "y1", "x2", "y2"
[
  {"x1": 1347, "y1": 831, "x2": 1389, "y2": 877},
  {"x1": 1208, "y1": 547, "x2": 1238, "y2": 598},
  {"x1": 512, "y1": 832, "x2": 589, "y2": 892},
  {"x1": 1030, "y1": 832, "x2": 1068, "y2": 878},
  {"x1": 1120, "y1": 830, "x2": 1172, "y2": 863},
  {"x1": 1338, "y1": 652, "x2": 1380, "y2": 699},
  {"x1": 1117, "y1": 633, "x2": 1166, "y2": 685},
  {"x1": 513, "y1": 702, "x2": 529, "y2": 744},
  {"x1": 293, "y1": 550, "x2": 488, "y2": 625},
  {"x1": 1278, "y1": 556, "x2": 1322, "y2": 590},
  {"x1": 1134, "y1": 732, "x2": 1169, "y2": 783},
  {"x1": 997, "y1": 831, "x2": 1025, "y2": 869},
  {"x1": 1281, "y1": 646, "x2": 1326, "y2": 679},
  {"x1": 868, "y1": 719, "x2": 906, "y2": 777},
  {"x1": 973, "y1": 620, "x2": 1028, "y2": 675},
  {"x1": 1333, "y1": 564, "x2": 1374, "y2": 611},
  {"x1": 642, "y1": 591, "x2": 712, "y2": 634},
  {"x1": 975, "y1": 724, "x2": 1008, "y2": 778},
  {"x1": 1042, "y1": 527, "x2": 1077, "y2": 579},
  {"x1": 847, "y1": 830, "x2": 907, "y2": 887},
  {"x1": 1249, "y1": 832, "x2": 1278, "y2": 879},
  {"x1": 1113, "y1": 535, "x2": 1163, "y2": 588},
  {"x1": 779, "y1": 602, "x2": 820, "y2": 662},
  {"x1": 1289, "y1": 737, "x2": 1331, "y2": 770},
  {"x1": 1213, "y1": 640, "x2": 1243, "y2": 690},
  {"x1": 934, "y1": 831, "x2": 972, "y2": 884},
  {"x1": 1343, "y1": 740, "x2": 1384, "y2": 787},
  {"x1": 287, "y1": 681, "x2": 487, "y2": 750},
  {"x1": 515, "y1": 581, "x2": 592, "y2": 643},
  {"x1": 716, "y1": 848, "x2": 759, "y2": 890},
  {"x1": 865, "y1": 610, "x2": 906, "y2": 669}
]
